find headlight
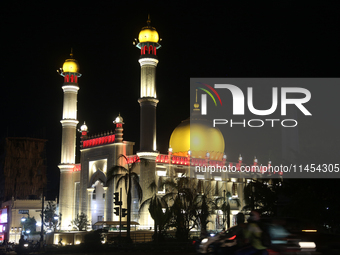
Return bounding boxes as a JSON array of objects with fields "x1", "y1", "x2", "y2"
[
  {"x1": 24, "y1": 244, "x2": 29, "y2": 247},
  {"x1": 201, "y1": 238, "x2": 208, "y2": 244},
  {"x1": 299, "y1": 242, "x2": 316, "y2": 249}
]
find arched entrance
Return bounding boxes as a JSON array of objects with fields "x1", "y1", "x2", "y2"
[{"x1": 88, "y1": 170, "x2": 107, "y2": 228}]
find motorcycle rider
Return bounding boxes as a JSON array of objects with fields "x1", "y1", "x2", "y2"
[
  {"x1": 218, "y1": 212, "x2": 247, "y2": 254},
  {"x1": 235, "y1": 211, "x2": 268, "y2": 255}
]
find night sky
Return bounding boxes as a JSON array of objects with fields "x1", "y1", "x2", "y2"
[{"x1": 1, "y1": 2, "x2": 339, "y2": 199}]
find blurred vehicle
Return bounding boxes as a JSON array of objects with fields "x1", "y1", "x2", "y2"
[
  {"x1": 260, "y1": 218, "x2": 317, "y2": 254},
  {"x1": 196, "y1": 219, "x2": 318, "y2": 255},
  {"x1": 197, "y1": 227, "x2": 238, "y2": 254},
  {"x1": 273, "y1": 217, "x2": 340, "y2": 254}
]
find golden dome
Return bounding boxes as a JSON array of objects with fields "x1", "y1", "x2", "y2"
[
  {"x1": 169, "y1": 117, "x2": 225, "y2": 160},
  {"x1": 62, "y1": 50, "x2": 79, "y2": 73},
  {"x1": 138, "y1": 16, "x2": 159, "y2": 43},
  {"x1": 62, "y1": 59, "x2": 79, "y2": 73},
  {"x1": 139, "y1": 29, "x2": 159, "y2": 43}
]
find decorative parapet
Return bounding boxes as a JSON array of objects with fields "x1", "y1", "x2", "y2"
[{"x1": 82, "y1": 133, "x2": 115, "y2": 148}]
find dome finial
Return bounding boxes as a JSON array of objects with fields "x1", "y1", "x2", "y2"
[
  {"x1": 147, "y1": 14, "x2": 151, "y2": 26},
  {"x1": 114, "y1": 113, "x2": 124, "y2": 124},
  {"x1": 70, "y1": 48, "x2": 74, "y2": 59}
]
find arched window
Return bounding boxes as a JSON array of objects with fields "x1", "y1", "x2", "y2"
[
  {"x1": 65, "y1": 74, "x2": 69, "y2": 82},
  {"x1": 154, "y1": 47, "x2": 157, "y2": 55},
  {"x1": 70, "y1": 75, "x2": 74, "y2": 83},
  {"x1": 144, "y1": 45, "x2": 148, "y2": 55},
  {"x1": 92, "y1": 188, "x2": 96, "y2": 199},
  {"x1": 75, "y1": 76, "x2": 78, "y2": 83},
  {"x1": 149, "y1": 45, "x2": 153, "y2": 54}
]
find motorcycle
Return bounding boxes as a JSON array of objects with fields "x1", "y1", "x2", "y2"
[{"x1": 197, "y1": 228, "x2": 238, "y2": 254}]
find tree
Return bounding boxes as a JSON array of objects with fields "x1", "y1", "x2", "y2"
[
  {"x1": 163, "y1": 176, "x2": 210, "y2": 240},
  {"x1": 43, "y1": 201, "x2": 59, "y2": 231},
  {"x1": 21, "y1": 216, "x2": 37, "y2": 235},
  {"x1": 243, "y1": 179, "x2": 281, "y2": 216},
  {"x1": 139, "y1": 180, "x2": 171, "y2": 242},
  {"x1": 107, "y1": 155, "x2": 143, "y2": 242},
  {"x1": 72, "y1": 212, "x2": 89, "y2": 231}
]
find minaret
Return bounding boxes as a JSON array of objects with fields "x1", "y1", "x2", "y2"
[
  {"x1": 113, "y1": 114, "x2": 124, "y2": 143},
  {"x1": 135, "y1": 16, "x2": 161, "y2": 157},
  {"x1": 58, "y1": 50, "x2": 81, "y2": 230},
  {"x1": 135, "y1": 17, "x2": 161, "y2": 228}
]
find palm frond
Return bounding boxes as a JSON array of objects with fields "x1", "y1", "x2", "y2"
[
  {"x1": 107, "y1": 165, "x2": 128, "y2": 183},
  {"x1": 116, "y1": 174, "x2": 128, "y2": 190}
]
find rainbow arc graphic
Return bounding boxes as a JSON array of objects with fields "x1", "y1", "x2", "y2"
[{"x1": 197, "y1": 82, "x2": 222, "y2": 115}]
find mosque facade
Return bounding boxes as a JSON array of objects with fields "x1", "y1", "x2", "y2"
[{"x1": 57, "y1": 18, "x2": 270, "y2": 232}]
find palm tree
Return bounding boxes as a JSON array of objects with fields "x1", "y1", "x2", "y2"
[
  {"x1": 215, "y1": 190, "x2": 232, "y2": 229},
  {"x1": 194, "y1": 192, "x2": 212, "y2": 234},
  {"x1": 163, "y1": 176, "x2": 205, "y2": 240},
  {"x1": 107, "y1": 155, "x2": 143, "y2": 241},
  {"x1": 139, "y1": 180, "x2": 171, "y2": 242}
]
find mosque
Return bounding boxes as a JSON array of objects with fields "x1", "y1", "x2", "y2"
[{"x1": 57, "y1": 18, "x2": 268, "y2": 232}]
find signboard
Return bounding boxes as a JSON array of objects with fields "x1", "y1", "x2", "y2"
[
  {"x1": 19, "y1": 210, "x2": 29, "y2": 214},
  {"x1": 0, "y1": 209, "x2": 7, "y2": 224}
]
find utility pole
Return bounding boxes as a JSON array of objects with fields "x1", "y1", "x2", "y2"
[
  {"x1": 114, "y1": 188, "x2": 127, "y2": 237},
  {"x1": 40, "y1": 189, "x2": 44, "y2": 248},
  {"x1": 119, "y1": 188, "x2": 122, "y2": 236}
]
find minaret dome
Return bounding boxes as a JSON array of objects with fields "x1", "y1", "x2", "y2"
[
  {"x1": 138, "y1": 16, "x2": 159, "y2": 43},
  {"x1": 62, "y1": 50, "x2": 79, "y2": 73}
]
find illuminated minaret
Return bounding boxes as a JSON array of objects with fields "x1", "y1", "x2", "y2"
[
  {"x1": 135, "y1": 16, "x2": 161, "y2": 157},
  {"x1": 135, "y1": 17, "x2": 161, "y2": 228},
  {"x1": 58, "y1": 50, "x2": 81, "y2": 230}
]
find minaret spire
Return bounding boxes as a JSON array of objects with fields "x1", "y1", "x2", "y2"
[
  {"x1": 58, "y1": 52, "x2": 81, "y2": 230},
  {"x1": 147, "y1": 14, "x2": 151, "y2": 26}
]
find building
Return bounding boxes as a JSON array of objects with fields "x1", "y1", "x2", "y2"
[
  {"x1": 57, "y1": 18, "x2": 272, "y2": 232},
  {"x1": 1, "y1": 198, "x2": 57, "y2": 243}
]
